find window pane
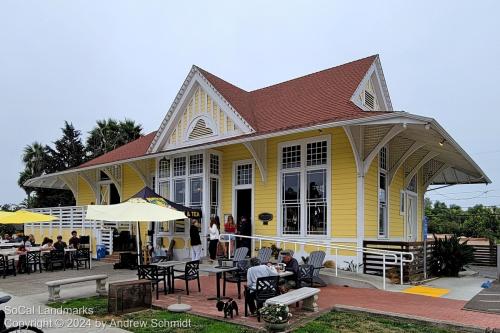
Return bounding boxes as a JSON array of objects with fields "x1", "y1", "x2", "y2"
[
  {"x1": 175, "y1": 220, "x2": 186, "y2": 233},
  {"x1": 282, "y1": 172, "x2": 300, "y2": 235},
  {"x1": 158, "y1": 181, "x2": 170, "y2": 199},
  {"x1": 379, "y1": 204, "x2": 387, "y2": 237},
  {"x1": 174, "y1": 179, "x2": 185, "y2": 204},
  {"x1": 283, "y1": 205, "x2": 300, "y2": 234},
  {"x1": 210, "y1": 177, "x2": 218, "y2": 217},
  {"x1": 283, "y1": 172, "x2": 300, "y2": 202},
  {"x1": 159, "y1": 158, "x2": 170, "y2": 178},
  {"x1": 307, "y1": 169, "x2": 327, "y2": 235},
  {"x1": 190, "y1": 177, "x2": 203, "y2": 207},
  {"x1": 307, "y1": 141, "x2": 327, "y2": 166},
  {"x1": 189, "y1": 154, "x2": 203, "y2": 175},
  {"x1": 379, "y1": 146, "x2": 388, "y2": 171},
  {"x1": 282, "y1": 145, "x2": 301, "y2": 169},
  {"x1": 210, "y1": 154, "x2": 219, "y2": 175},
  {"x1": 173, "y1": 157, "x2": 186, "y2": 177},
  {"x1": 407, "y1": 175, "x2": 417, "y2": 193},
  {"x1": 237, "y1": 164, "x2": 252, "y2": 185}
]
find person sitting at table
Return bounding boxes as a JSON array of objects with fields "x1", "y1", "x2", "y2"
[
  {"x1": 41, "y1": 237, "x2": 50, "y2": 246},
  {"x1": 279, "y1": 251, "x2": 299, "y2": 292},
  {"x1": 22, "y1": 236, "x2": 32, "y2": 247},
  {"x1": 54, "y1": 235, "x2": 67, "y2": 251},
  {"x1": 245, "y1": 257, "x2": 278, "y2": 316},
  {"x1": 28, "y1": 234, "x2": 36, "y2": 246},
  {"x1": 40, "y1": 239, "x2": 54, "y2": 251},
  {"x1": 3, "y1": 234, "x2": 12, "y2": 241},
  {"x1": 16, "y1": 244, "x2": 28, "y2": 273},
  {"x1": 13, "y1": 233, "x2": 24, "y2": 243},
  {"x1": 68, "y1": 230, "x2": 80, "y2": 249}
]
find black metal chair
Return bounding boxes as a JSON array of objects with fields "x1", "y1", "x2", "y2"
[
  {"x1": 298, "y1": 264, "x2": 314, "y2": 287},
  {"x1": 137, "y1": 264, "x2": 168, "y2": 299},
  {"x1": 47, "y1": 250, "x2": 65, "y2": 271},
  {"x1": 223, "y1": 259, "x2": 249, "y2": 299},
  {"x1": 73, "y1": 248, "x2": 91, "y2": 270},
  {"x1": 25, "y1": 251, "x2": 42, "y2": 274},
  {"x1": 0, "y1": 255, "x2": 16, "y2": 278},
  {"x1": 173, "y1": 260, "x2": 200, "y2": 295},
  {"x1": 244, "y1": 275, "x2": 280, "y2": 321}
]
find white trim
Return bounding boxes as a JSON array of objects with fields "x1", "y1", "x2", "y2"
[
  {"x1": 232, "y1": 159, "x2": 255, "y2": 248},
  {"x1": 404, "y1": 151, "x2": 439, "y2": 188},
  {"x1": 276, "y1": 134, "x2": 332, "y2": 239},
  {"x1": 363, "y1": 124, "x2": 406, "y2": 175},
  {"x1": 377, "y1": 147, "x2": 389, "y2": 239},
  {"x1": 388, "y1": 141, "x2": 426, "y2": 185}
]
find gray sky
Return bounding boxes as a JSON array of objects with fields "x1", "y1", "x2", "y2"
[{"x1": 0, "y1": 1, "x2": 498, "y2": 208}]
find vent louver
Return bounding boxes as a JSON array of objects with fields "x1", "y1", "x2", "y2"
[
  {"x1": 188, "y1": 119, "x2": 213, "y2": 140},
  {"x1": 364, "y1": 90, "x2": 375, "y2": 110}
]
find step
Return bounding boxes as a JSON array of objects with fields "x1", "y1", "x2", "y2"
[{"x1": 320, "y1": 268, "x2": 397, "y2": 290}]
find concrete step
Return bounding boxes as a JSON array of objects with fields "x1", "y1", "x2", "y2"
[{"x1": 320, "y1": 268, "x2": 398, "y2": 290}]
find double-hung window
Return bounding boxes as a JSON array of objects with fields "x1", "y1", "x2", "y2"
[
  {"x1": 280, "y1": 138, "x2": 329, "y2": 236},
  {"x1": 378, "y1": 146, "x2": 388, "y2": 238}
]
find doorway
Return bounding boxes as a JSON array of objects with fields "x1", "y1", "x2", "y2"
[
  {"x1": 236, "y1": 188, "x2": 252, "y2": 224},
  {"x1": 406, "y1": 193, "x2": 418, "y2": 241}
]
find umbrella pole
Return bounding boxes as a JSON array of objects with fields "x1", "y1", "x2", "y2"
[
  {"x1": 136, "y1": 221, "x2": 142, "y2": 266},
  {"x1": 89, "y1": 220, "x2": 93, "y2": 269}
]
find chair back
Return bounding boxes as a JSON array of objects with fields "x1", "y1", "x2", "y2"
[
  {"x1": 50, "y1": 249, "x2": 65, "y2": 261},
  {"x1": 308, "y1": 251, "x2": 326, "y2": 277},
  {"x1": 184, "y1": 260, "x2": 199, "y2": 277},
  {"x1": 233, "y1": 259, "x2": 250, "y2": 279},
  {"x1": 298, "y1": 264, "x2": 314, "y2": 286},
  {"x1": 277, "y1": 250, "x2": 295, "y2": 263},
  {"x1": 233, "y1": 247, "x2": 248, "y2": 262},
  {"x1": 137, "y1": 264, "x2": 159, "y2": 280},
  {"x1": 75, "y1": 248, "x2": 90, "y2": 260},
  {"x1": 0, "y1": 255, "x2": 6, "y2": 266},
  {"x1": 255, "y1": 275, "x2": 280, "y2": 302},
  {"x1": 257, "y1": 248, "x2": 272, "y2": 263},
  {"x1": 26, "y1": 251, "x2": 41, "y2": 263},
  {"x1": 166, "y1": 239, "x2": 176, "y2": 260}
]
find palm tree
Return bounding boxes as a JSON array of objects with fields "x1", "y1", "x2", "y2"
[
  {"x1": 21, "y1": 142, "x2": 49, "y2": 176},
  {"x1": 118, "y1": 119, "x2": 143, "y2": 145}
]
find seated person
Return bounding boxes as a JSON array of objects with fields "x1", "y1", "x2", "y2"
[
  {"x1": 280, "y1": 251, "x2": 299, "y2": 291},
  {"x1": 23, "y1": 235, "x2": 32, "y2": 247},
  {"x1": 40, "y1": 239, "x2": 55, "y2": 251},
  {"x1": 245, "y1": 257, "x2": 278, "y2": 315},
  {"x1": 68, "y1": 230, "x2": 80, "y2": 249},
  {"x1": 13, "y1": 233, "x2": 24, "y2": 243},
  {"x1": 28, "y1": 234, "x2": 36, "y2": 246},
  {"x1": 16, "y1": 244, "x2": 28, "y2": 272},
  {"x1": 41, "y1": 237, "x2": 50, "y2": 246},
  {"x1": 3, "y1": 233, "x2": 12, "y2": 241},
  {"x1": 54, "y1": 235, "x2": 67, "y2": 251}
]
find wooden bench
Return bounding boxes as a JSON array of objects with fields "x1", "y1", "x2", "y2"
[
  {"x1": 46, "y1": 274, "x2": 108, "y2": 301},
  {"x1": 265, "y1": 287, "x2": 320, "y2": 312}
]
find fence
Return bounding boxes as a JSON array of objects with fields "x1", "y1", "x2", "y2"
[
  {"x1": 470, "y1": 244, "x2": 497, "y2": 266},
  {"x1": 363, "y1": 240, "x2": 434, "y2": 282}
]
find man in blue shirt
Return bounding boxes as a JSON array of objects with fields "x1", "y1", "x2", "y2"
[{"x1": 245, "y1": 257, "x2": 278, "y2": 315}]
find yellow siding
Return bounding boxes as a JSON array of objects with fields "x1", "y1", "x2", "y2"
[
  {"x1": 77, "y1": 177, "x2": 95, "y2": 205},
  {"x1": 121, "y1": 165, "x2": 146, "y2": 200},
  {"x1": 364, "y1": 156, "x2": 378, "y2": 238},
  {"x1": 389, "y1": 167, "x2": 405, "y2": 238}
]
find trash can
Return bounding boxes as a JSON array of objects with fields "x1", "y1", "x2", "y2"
[{"x1": 96, "y1": 245, "x2": 107, "y2": 260}]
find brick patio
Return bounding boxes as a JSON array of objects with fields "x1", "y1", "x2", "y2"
[{"x1": 152, "y1": 274, "x2": 500, "y2": 330}]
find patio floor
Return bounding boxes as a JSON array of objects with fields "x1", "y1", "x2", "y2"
[{"x1": 153, "y1": 274, "x2": 500, "y2": 330}]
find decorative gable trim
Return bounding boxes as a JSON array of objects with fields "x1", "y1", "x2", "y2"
[
  {"x1": 148, "y1": 66, "x2": 255, "y2": 153},
  {"x1": 351, "y1": 56, "x2": 393, "y2": 111}
]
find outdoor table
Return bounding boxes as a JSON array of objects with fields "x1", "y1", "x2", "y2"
[
  {"x1": 278, "y1": 270, "x2": 293, "y2": 278},
  {"x1": 151, "y1": 260, "x2": 187, "y2": 293},
  {"x1": 198, "y1": 264, "x2": 238, "y2": 301}
]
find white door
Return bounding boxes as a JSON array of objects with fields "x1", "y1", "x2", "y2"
[{"x1": 406, "y1": 194, "x2": 418, "y2": 241}]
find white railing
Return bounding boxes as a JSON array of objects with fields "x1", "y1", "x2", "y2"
[{"x1": 219, "y1": 233, "x2": 414, "y2": 290}]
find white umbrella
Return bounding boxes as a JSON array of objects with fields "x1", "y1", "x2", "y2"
[{"x1": 85, "y1": 200, "x2": 186, "y2": 265}]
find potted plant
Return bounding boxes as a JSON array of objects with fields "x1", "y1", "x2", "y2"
[{"x1": 259, "y1": 304, "x2": 292, "y2": 332}]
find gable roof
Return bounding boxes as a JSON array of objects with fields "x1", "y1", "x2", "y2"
[
  {"x1": 78, "y1": 131, "x2": 157, "y2": 168},
  {"x1": 197, "y1": 54, "x2": 388, "y2": 134}
]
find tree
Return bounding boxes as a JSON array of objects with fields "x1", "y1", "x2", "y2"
[
  {"x1": 86, "y1": 119, "x2": 143, "y2": 160},
  {"x1": 46, "y1": 121, "x2": 86, "y2": 172},
  {"x1": 18, "y1": 142, "x2": 50, "y2": 196}
]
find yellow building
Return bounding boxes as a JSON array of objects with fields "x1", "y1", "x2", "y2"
[{"x1": 26, "y1": 55, "x2": 490, "y2": 265}]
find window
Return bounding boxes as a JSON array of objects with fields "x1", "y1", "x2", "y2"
[
  {"x1": 173, "y1": 157, "x2": 186, "y2": 177},
  {"x1": 280, "y1": 139, "x2": 329, "y2": 236},
  {"x1": 210, "y1": 177, "x2": 219, "y2": 217},
  {"x1": 189, "y1": 154, "x2": 203, "y2": 175},
  {"x1": 378, "y1": 146, "x2": 388, "y2": 238},
  {"x1": 237, "y1": 164, "x2": 252, "y2": 185},
  {"x1": 210, "y1": 154, "x2": 219, "y2": 175},
  {"x1": 282, "y1": 145, "x2": 301, "y2": 169},
  {"x1": 400, "y1": 191, "x2": 405, "y2": 215},
  {"x1": 173, "y1": 179, "x2": 185, "y2": 204},
  {"x1": 407, "y1": 175, "x2": 417, "y2": 193},
  {"x1": 189, "y1": 177, "x2": 203, "y2": 209},
  {"x1": 158, "y1": 181, "x2": 170, "y2": 199},
  {"x1": 159, "y1": 158, "x2": 170, "y2": 178}
]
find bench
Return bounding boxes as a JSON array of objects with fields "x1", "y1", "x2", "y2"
[
  {"x1": 265, "y1": 287, "x2": 320, "y2": 312},
  {"x1": 46, "y1": 274, "x2": 108, "y2": 301}
]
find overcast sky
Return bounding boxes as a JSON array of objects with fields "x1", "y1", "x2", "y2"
[{"x1": 0, "y1": 1, "x2": 498, "y2": 208}]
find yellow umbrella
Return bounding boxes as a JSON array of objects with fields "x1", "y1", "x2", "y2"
[{"x1": 0, "y1": 210, "x2": 57, "y2": 224}]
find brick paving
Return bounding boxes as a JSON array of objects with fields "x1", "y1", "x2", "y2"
[{"x1": 153, "y1": 275, "x2": 500, "y2": 330}]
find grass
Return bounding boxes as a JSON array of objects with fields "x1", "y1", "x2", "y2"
[
  {"x1": 48, "y1": 296, "x2": 252, "y2": 333},
  {"x1": 49, "y1": 297, "x2": 460, "y2": 333},
  {"x1": 295, "y1": 310, "x2": 459, "y2": 333}
]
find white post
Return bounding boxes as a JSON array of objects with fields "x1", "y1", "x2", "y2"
[
  {"x1": 335, "y1": 248, "x2": 338, "y2": 277},
  {"x1": 89, "y1": 220, "x2": 93, "y2": 269},
  {"x1": 228, "y1": 236, "x2": 232, "y2": 259},
  {"x1": 136, "y1": 221, "x2": 141, "y2": 265},
  {"x1": 382, "y1": 254, "x2": 386, "y2": 290},
  {"x1": 400, "y1": 253, "x2": 404, "y2": 285}
]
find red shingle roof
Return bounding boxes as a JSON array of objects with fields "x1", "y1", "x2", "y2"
[
  {"x1": 78, "y1": 55, "x2": 388, "y2": 168},
  {"x1": 78, "y1": 131, "x2": 157, "y2": 168}
]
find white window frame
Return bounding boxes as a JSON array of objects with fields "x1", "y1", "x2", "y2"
[
  {"x1": 232, "y1": 159, "x2": 255, "y2": 231},
  {"x1": 378, "y1": 146, "x2": 389, "y2": 239},
  {"x1": 277, "y1": 135, "x2": 331, "y2": 239}
]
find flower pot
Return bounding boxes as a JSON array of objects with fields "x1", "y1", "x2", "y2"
[{"x1": 264, "y1": 320, "x2": 289, "y2": 332}]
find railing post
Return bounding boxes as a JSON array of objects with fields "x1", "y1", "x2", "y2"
[
  {"x1": 228, "y1": 236, "x2": 232, "y2": 260},
  {"x1": 335, "y1": 248, "x2": 338, "y2": 277},
  {"x1": 400, "y1": 253, "x2": 404, "y2": 285},
  {"x1": 382, "y1": 254, "x2": 386, "y2": 290},
  {"x1": 259, "y1": 239, "x2": 262, "y2": 251}
]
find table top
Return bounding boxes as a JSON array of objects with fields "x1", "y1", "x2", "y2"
[
  {"x1": 277, "y1": 270, "x2": 293, "y2": 277},
  {"x1": 0, "y1": 247, "x2": 77, "y2": 257},
  {"x1": 198, "y1": 265, "x2": 239, "y2": 273},
  {"x1": 151, "y1": 260, "x2": 187, "y2": 268}
]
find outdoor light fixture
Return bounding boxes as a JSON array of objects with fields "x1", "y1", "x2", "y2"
[{"x1": 439, "y1": 139, "x2": 446, "y2": 146}]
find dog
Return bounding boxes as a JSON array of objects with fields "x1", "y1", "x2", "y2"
[{"x1": 216, "y1": 298, "x2": 239, "y2": 318}]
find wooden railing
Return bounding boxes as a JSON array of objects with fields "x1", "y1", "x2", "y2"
[
  {"x1": 470, "y1": 244, "x2": 497, "y2": 266},
  {"x1": 363, "y1": 240, "x2": 434, "y2": 282}
]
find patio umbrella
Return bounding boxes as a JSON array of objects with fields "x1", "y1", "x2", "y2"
[
  {"x1": 0, "y1": 210, "x2": 57, "y2": 224},
  {"x1": 85, "y1": 198, "x2": 186, "y2": 265}
]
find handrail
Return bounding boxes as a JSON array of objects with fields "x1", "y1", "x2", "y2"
[{"x1": 219, "y1": 233, "x2": 415, "y2": 289}]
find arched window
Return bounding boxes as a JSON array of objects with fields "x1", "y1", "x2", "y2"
[{"x1": 187, "y1": 117, "x2": 216, "y2": 140}]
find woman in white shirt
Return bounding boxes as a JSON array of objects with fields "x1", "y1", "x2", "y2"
[{"x1": 208, "y1": 217, "x2": 220, "y2": 261}]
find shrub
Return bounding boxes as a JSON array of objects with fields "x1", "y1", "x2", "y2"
[
  {"x1": 430, "y1": 234, "x2": 473, "y2": 277},
  {"x1": 259, "y1": 304, "x2": 291, "y2": 323},
  {"x1": 324, "y1": 260, "x2": 335, "y2": 269}
]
